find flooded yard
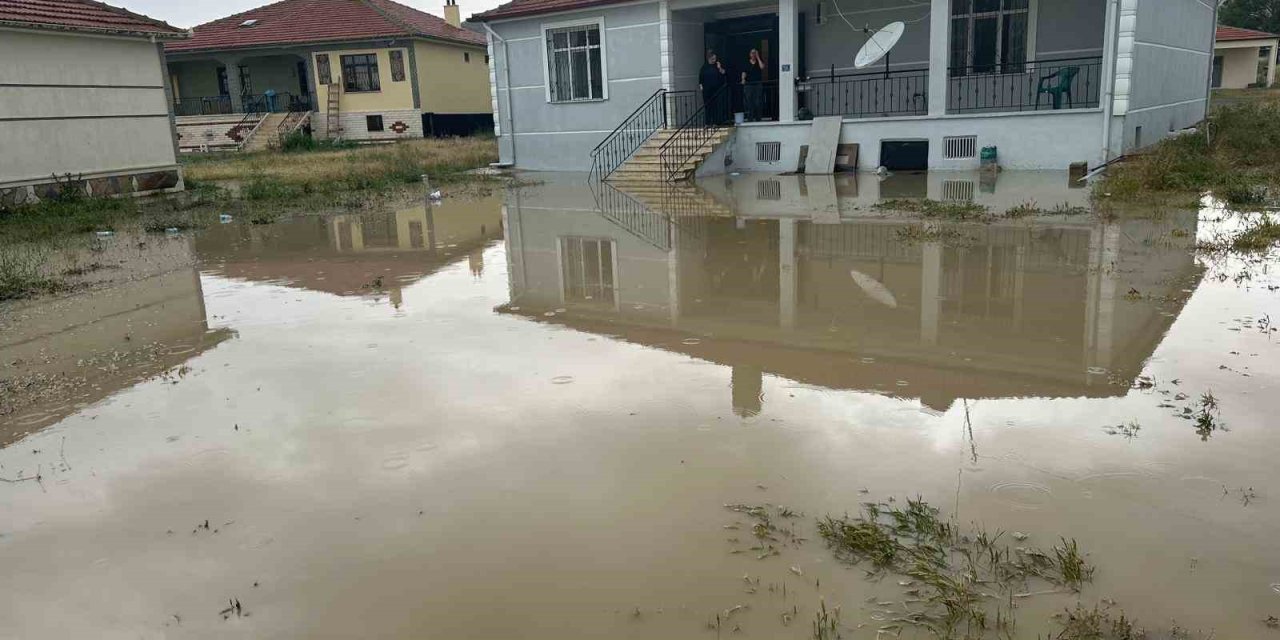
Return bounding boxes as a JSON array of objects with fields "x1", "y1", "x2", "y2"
[{"x1": 2, "y1": 173, "x2": 1279, "y2": 638}]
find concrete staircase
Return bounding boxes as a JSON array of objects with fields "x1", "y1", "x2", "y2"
[
  {"x1": 241, "y1": 113, "x2": 289, "y2": 152},
  {"x1": 607, "y1": 127, "x2": 733, "y2": 184},
  {"x1": 611, "y1": 181, "x2": 734, "y2": 219}
]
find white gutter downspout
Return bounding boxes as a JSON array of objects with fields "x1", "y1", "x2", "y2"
[
  {"x1": 1205, "y1": 0, "x2": 1222, "y2": 116},
  {"x1": 483, "y1": 22, "x2": 517, "y2": 166},
  {"x1": 1098, "y1": 0, "x2": 1120, "y2": 166}
]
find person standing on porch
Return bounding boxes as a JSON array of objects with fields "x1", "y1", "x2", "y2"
[
  {"x1": 699, "y1": 50, "x2": 728, "y2": 125},
  {"x1": 741, "y1": 48, "x2": 766, "y2": 121}
]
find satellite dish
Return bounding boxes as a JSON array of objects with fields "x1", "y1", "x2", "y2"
[
  {"x1": 849, "y1": 269, "x2": 898, "y2": 308},
  {"x1": 854, "y1": 21, "x2": 905, "y2": 69}
]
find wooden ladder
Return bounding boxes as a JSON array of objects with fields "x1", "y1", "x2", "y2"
[{"x1": 325, "y1": 83, "x2": 342, "y2": 140}]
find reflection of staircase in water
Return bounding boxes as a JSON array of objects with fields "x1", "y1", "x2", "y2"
[{"x1": 591, "y1": 182, "x2": 731, "y2": 251}]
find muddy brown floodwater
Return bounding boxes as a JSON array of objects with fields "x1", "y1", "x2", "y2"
[{"x1": 2, "y1": 173, "x2": 1279, "y2": 639}]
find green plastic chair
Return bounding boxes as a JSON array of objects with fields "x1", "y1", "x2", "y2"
[{"x1": 1037, "y1": 65, "x2": 1079, "y2": 110}]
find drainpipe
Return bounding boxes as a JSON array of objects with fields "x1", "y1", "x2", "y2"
[
  {"x1": 1204, "y1": 0, "x2": 1222, "y2": 116},
  {"x1": 1098, "y1": 0, "x2": 1120, "y2": 166},
  {"x1": 483, "y1": 22, "x2": 517, "y2": 166}
]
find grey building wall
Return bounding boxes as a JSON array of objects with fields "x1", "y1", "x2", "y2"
[
  {"x1": 489, "y1": 3, "x2": 664, "y2": 171},
  {"x1": 505, "y1": 181, "x2": 675, "y2": 314},
  {"x1": 670, "y1": 7, "x2": 709, "y2": 93},
  {"x1": 1118, "y1": 0, "x2": 1215, "y2": 153},
  {"x1": 0, "y1": 28, "x2": 181, "y2": 194},
  {"x1": 799, "y1": 0, "x2": 1104, "y2": 77}
]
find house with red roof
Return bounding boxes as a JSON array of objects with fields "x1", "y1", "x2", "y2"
[
  {"x1": 0, "y1": 0, "x2": 188, "y2": 205},
  {"x1": 164, "y1": 0, "x2": 491, "y2": 150},
  {"x1": 1213, "y1": 25, "x2": 1278, "y2": 90},
  {"x1": 472, "y1": 0, "x2": 1218, "y2": 177}
]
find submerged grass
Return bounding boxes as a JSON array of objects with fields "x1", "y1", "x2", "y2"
[
  {"x1": 1099, "y1": 103, "x2": 1280, "y2": 208},
  {"x1": 816, "y1": 497, "x2": 1098, "y2": 639}
]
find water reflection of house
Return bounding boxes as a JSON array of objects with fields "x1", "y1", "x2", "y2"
[
  {"x1": 500, "y1": 177, "x2": 1202, "y2": 413},
  {"x1": 1, "y1": 241, "x2": 230, "y2": 444},
  {"x1": 197, "y1": 197, "x2": 503, "y2": 306}
]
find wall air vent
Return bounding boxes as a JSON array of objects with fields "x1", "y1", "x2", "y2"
[
  {"x1": 757, "y1": 179, "x2": 781, "y2": 200},
  {"x1": 756, "y1": 141, "x2": 781, "y2": 163},
  {"x1": 943, "y1": 135, "x2": 977, "y2": 159},
  {"x1": 942, "y1": 179, "x2": 976, "y2": 202}
]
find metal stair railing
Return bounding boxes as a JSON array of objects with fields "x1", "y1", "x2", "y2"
[
  {"x1": 659, "y1": 85, "x2": 730, "y2": 183},
  {"x1": 589, "y1": 89, "x2": 700, "y2": 182}
]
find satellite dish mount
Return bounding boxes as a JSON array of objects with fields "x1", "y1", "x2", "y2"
[{"x1": 854, "y1": 21, "x2": 905, "y2": 79}]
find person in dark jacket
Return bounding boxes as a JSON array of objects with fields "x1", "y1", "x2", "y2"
[
  {"x1": 741, "y1": 48, "x2": 766, "y2": 121},
  {"x1": 699, "y1": 50, "x2": 728, "y2": 125}
]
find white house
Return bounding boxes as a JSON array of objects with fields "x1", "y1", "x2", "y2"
[
  {"x1": 474, "y1": 0, "x2": 1218, "y2": 177},
  {"x1": 1213, "y1": 25, "x2": 1278, "y2": 90},
  {"x1": 0, "y1": 0, "x2": 189, "y2": 206}
]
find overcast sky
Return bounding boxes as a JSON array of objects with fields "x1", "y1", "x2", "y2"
[{"x1": 114, "y1": 0, "x2": 505, "y2": 28}]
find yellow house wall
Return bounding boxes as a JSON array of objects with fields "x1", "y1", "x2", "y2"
[
  {"x1": 312, "y1": 46, "x2": 414, "y2": 112},
  {"x1": 414, "y1": 40, "x2": 491, "y2": 114}
]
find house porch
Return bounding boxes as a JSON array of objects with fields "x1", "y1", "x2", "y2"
[{"x1": 660, "y1": 0, "x2": 1114, "y2": 170}]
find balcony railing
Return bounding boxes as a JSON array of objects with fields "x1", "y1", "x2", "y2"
[
  {"x1": 798, "y1": 67, "x2": 929, "y2": 119},
  {"x1": 172, "y1": 92, "x2": 317, "y2": 117},
  {"x1": 947, "y1": 56, "x2": 1103, "y2": 114}
]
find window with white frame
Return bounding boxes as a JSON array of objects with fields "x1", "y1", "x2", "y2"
[
  {"x1": 949, "y1": 0, "x2": 1030, "y2": 76},
  {"x1": 545, "y1": 21, "x2": 605, "y2": 102}
]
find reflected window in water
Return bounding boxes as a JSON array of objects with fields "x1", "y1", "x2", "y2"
[{"x1": 560, "y1": 237, "x2": 616, "y2": 305}]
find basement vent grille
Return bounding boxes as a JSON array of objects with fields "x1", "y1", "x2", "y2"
[
  {"x1": 943, "y1": 135, "x2": 978, "y2": 159},
  {"x1": 757, "y1": 179, "x2": 782, "y2": 200},
  {"x1": 942, "y1": 179, "x2": 976, "y2": 202},
  {"x1": 757, "y1": 141, "x2": 782, "y2": 163}
]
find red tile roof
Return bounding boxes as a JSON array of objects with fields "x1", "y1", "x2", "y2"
[
  {"x1": 0, "y1": 0, "x2": 186, "y2": 37},
  {"x1": 1217, "y1": 25, "x2": 1280, "y2": 42},
  {"x1": 166, "y1": 0, "x2": 485, "y2": 53},
  {"x1": 474, "y1": 0, "x2": 623, "y2": 21}
]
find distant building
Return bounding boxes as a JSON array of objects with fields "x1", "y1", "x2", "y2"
[
  {"x1": 164, "y1": 0, "x2": 493, "y2": 152},
  {"x1": 1213, "y1": 25, "x2": 1278, "y2": 89},
  {"x1": 0, "y1": 0, "x2": 188, "y2": 206}
]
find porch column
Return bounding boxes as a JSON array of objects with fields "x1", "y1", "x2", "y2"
[
  {"x1": 778, "y1": 0, "x2": 798, "y2": 122},
  {"x1": 1268, "y1": 43, "x2": 1278, "y2": 87},
  {"x1": 778, "y1": 219, "x2": 797, "y2": 329},
  {"x1": 920, "y1": 227, "x2": 942, "y2": 346},
  {"x1": 927, "y1": 0, "x2": 949, "y2": 116},
  {"x1": 218, "y1": 56, "x2": 244, "y2": 113}
]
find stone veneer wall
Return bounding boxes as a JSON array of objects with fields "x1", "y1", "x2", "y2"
[
  {"x1": 312, "y1": 109, "x2": 423, "y2": 141},
  {"x1": 175, "y1": 114, "x2": 266, "y2": 152},
  {"x1": 0, "y1": 167, "x2": 184, "y2": 208}
]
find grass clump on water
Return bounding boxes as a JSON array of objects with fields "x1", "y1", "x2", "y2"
[
  {"x1": 816, "y1": 497, "x2": 1096, "y2": 639},
  {"x1": 1100, "y1": 103, "x2": 1280, "y2": 208},
  {"x1": 0, "y1": 244, "x2": 64, "y2": 301},
  {"x1": 876, "y1": 199, "x2": 989, "y2": 220}
]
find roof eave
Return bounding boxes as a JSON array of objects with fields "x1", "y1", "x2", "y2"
[
  {"x1": 166, "y1": 32, "x2": 414, "y2": 54},
  {"x1": 0, "y1": 19, "x2": 189, "y2": 40},
  {"x1": 166, "y1": 32, "x2": 486, "y2": 54},
  {"x1": 473, "y1": 0, "x2": 639, "y2": 22}
]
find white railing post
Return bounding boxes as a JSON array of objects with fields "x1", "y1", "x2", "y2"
[
  {"x1": 928, "y1": 0, "x2": 949, "y2": 116},
  {"x1": 779, "y1": 0, "x2": 798, "y2": 122}
]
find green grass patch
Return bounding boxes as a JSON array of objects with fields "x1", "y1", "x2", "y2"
[
  {"x1": 185, "y1": 137, "x2": 499, "y2": 202},
  {"x1": 0, "y1": 195, "x2": 136, "y2": 243},
  {"x1": 1100, "y1": 103, "x2": 1280, "y2": 208}
]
